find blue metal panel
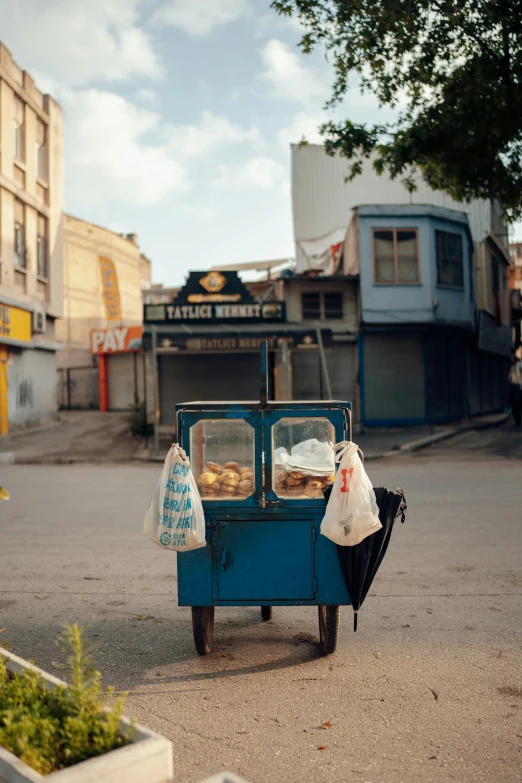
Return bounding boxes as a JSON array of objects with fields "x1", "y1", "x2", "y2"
[
  {"x1": 316, "y1": 532, "x2": 351, "y2": 605},
  {"x1": 177, "y1": 543, "x2": 214, "y2": 606},
  {"x1": 216, "y1": 520, "x2": 315, "y2": 601}
]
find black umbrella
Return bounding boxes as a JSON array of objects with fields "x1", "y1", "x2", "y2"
[{"x1": 323, "y1": 485, "x2": 407, "y2": 631}]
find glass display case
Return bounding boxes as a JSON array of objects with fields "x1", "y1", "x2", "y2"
[
  {"x1": 272, "y1": 417, "x2": 336, "y2": 499},
  {"x1": 190, "y1": 418, "x2": 255, "y2": 501}
]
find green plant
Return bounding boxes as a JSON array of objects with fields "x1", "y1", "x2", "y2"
[
  {"x1": 128, "y1": 401, "x2": 153, "y2": 438},
  {"x1": 272, "y1": 0, "x2": 522, "y2": 221},
  {"x1": 0, "y1": 624, "x2": 129, "y2": 775}
]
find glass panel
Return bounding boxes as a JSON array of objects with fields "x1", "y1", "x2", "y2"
[
  {"x1": 396, "y1": 231, "x2": 417, "y2": 256},
  {"x1": 302, "y1": 292, "x2": 321, "y2": 320},
  {"x1": 375, "y1": 257, "x2": 395, "y2": 282},
  {"x1": 398, "y1": 256, "x2": 418, "y2": 282},
  {"x1": 272, "y1": 417, "x2": 336, "y2": 499},
  {"x1": 437, "y1": 231, "x2": 463, "y2": 287},
  {"x1": 323, "y1": 292, "x2": 343, "y2": 319},
  {"x1": 190, "y1": 419, "x2": 255, "y2": 501},
  {"x1": 374, "y1": 230, "x2": 394, "y2": 256}
]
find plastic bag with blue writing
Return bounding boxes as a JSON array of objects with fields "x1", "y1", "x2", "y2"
[{"x1": 144, "y1": 444, "x2": 206, "y2": 552}]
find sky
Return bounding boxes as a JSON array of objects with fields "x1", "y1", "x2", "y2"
[{"x1": 1, "y1": 0, "x2": 519, "y2": 287}]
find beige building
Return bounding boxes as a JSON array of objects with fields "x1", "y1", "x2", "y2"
[
  {"x1": 56, "y1": 215, "x2": 152, "y2": 410},
  {"x1": 0, "y1": 43, "x2": 63, "y2": 434}
]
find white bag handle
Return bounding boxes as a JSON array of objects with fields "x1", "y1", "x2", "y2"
[{"x1": 333, "y1": 440, "x2": 357, "y2": 463}]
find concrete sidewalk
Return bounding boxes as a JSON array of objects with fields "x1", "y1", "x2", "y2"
[
  {"x1": 357, "y1": 411, "x2": 510, "y2": 460},
  {"x1": 135, "y1": 412, "x2": 510, "y2": 464},
  {"x1": 0, "y1": 410, "x2": 141, "y2": 464}
]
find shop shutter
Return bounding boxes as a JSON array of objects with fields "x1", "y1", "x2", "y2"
[
  {"x1": 363, "y1": 333, "x2": 425, "y2": 423},
  {"x1": 292, "y1": 345, "x2": 355, "y2": 402},
  {"x1": 107, "y1": 353, "x2": 136, "y2": 410},
  {"x1": 158, "y1": 353, "x2": 261, "y2": 425}
]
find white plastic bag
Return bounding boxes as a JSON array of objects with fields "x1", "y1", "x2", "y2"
[
  {"x1": 144, "y1": 444, "x2": 206, "y2": 552},
  {"x1": 280, "y1": 438, "x2": 335, "y2": 476},
  {"x1": 320, "y1": 441, "x2": 382, "y2": 546}
]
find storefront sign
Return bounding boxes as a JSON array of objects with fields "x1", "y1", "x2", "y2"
[
  {"x1": 144, "y1": 271, "x2": 286, "y2": 324},
  {"x1": 150, "y1": 332, "x2": 326, "y2": 352},
  {"x1": 146, "y1": 301, "x2": 285, "y2": 323},
  {"x1": 0, "y1": 303, "x2": 31, "y2": 344},
  {"x1": 90, "y1": 325, "x2": 142, "y2": 355},
  {"x1": 99, "y1": 257, "x2": 122, "y2": 321}
]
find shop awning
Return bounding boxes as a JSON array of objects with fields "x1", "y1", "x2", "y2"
[{"x1": 142, "y1": 322, "x2": 334, "y2": 352}]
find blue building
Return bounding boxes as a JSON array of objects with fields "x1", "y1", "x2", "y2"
[{"x1": 354, "y1": 204, "x2": 510, "y2": 425}]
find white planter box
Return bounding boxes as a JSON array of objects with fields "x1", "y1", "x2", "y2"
[{"x1": 0, "y1": 649, "x2": 173, "y2": 783}]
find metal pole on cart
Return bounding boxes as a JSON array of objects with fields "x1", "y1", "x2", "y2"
[
  {"x1": 259, "y1": 341, "x2": 268, "y2": 508},
  {"x1": 152, "y1": 326, "x2": 160, "y2": 458}
]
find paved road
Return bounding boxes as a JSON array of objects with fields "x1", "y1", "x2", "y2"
[{"x1": 1, "y1": 446, "x2": 521, "y2": 783}]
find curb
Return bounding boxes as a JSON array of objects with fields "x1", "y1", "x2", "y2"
[{"x1": 364, "y1": 413, "x2": 510, "y2": 461}]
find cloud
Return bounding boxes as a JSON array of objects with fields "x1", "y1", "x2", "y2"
[
  {"x1": 62, "y1": 92, "x2": 263, "y2": 207},
  {"x1": 135, "y1": 88, "x2": 161, "y2": 106},
  {"x1": 64, "y1": 89, "x2": 188, "y2": 206},
  {"x1": 277, "y1": 111, "x2": 327, "y2": 150},
  {"x1": 152, "y1": 0, "x2": 251, "y2": 36},
  {"x1": 260, "y1": 39, "x2": 327, "y2": 105},
  {"x1": 213, "y1": 157, "x2": 286, "y2": 190},
  {"x1": 0, "y1": 0, "x2": 162, "y2": 87},
  {"x1": 167, "y1": 110, "x2": 260, "y2": 157}
]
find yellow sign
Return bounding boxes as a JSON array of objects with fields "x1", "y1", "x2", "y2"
[
  {"x1": 199, "y1": 271, "x2": 226, "y2": 294},
  {"x1": 0, "y1": 303, "x2": 31, "y2": 344},
  {"x1": 0, "y1": 345, "x2": 7, "y2": 435},
  {"x1": 99, "y1": 257, "x2": 121, "y2": 321}
]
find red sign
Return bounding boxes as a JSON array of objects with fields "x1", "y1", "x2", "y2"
[{"x1": 90, "y1": 326, "x2": 142, "y2": 355}]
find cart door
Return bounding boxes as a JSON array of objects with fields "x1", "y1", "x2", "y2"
[{"x1": 216, "y1": 519, "x2": 315, "y2": 601}]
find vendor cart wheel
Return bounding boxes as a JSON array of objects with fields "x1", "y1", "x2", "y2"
[
  {"x1": 318, "y1": 605, "x2": 340, "y2": 655},
  {"x1": 192, "y1": 606, "x2": 214, "y2": 656},
  {"x1": 261, "y1": 606, "x2": 272, "y2": 621}
]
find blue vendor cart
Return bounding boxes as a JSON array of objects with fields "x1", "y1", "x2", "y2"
[{"x1": 176, "y1": 343, "x2": 352, "y2": 656}]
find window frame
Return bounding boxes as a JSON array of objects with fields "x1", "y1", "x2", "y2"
[
  {"x1": 37, "y1": 214, "x2": 49, "y2": 280},
  {"x1": 372, "y1": 227, "x2": 420, "y2": 285},
  {"x1": 13, "y1": 96, "x2": 25, "y2": 163},
  {"x1": 301, "y1": 290, "x2": 344, "y2": 321},
  {"x1": 35, "y1": 119, "x2": 48, "y2": 182},
  {"x1": 14, "y1": 199, "x2": 26, "y2": 270},
  {"x1": 436, "y1": 230, "x2": 464, "y2": 290},
  {"x1": 491, "y1": 253, "x2": 500, "y2": 295}
]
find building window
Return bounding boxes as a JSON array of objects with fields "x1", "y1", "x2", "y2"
[
  {"x1": 37, "y1": 214, "x2": 48, "y2": 279},
  {"x1": 491, "y1": 254, "x2": 500, "y2": 294},
  {"x1": 302, "y1": 291, "x2": 343, "y2": 320},
  {"x1": 35, "y1": 119, "x2": 48, "y2": 181},
  {"x1": 436, "y1": 231, "x2": 464, "y2": 288},
  {"x1": 14, "y1": 199, "x2": 26, "y2": 269},
  {"x1": 13, "y1": 95, "x2": 25, "y2": 162},
  {"x1": 373, "y1": 229, "x2": 419, "y2": 283}
]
